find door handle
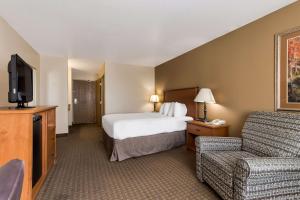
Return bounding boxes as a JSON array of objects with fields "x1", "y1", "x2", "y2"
[{"x1": 74, "y1": 98, "x2": 78, "y2": 104}]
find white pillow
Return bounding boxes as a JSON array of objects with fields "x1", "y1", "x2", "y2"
[
  {"x1": 174, "y1": 102, "x2": 187, "y2": 117},
  {"x1": 163, "y1": 102, "x2": 171, "y2": 115},
  {"x1": 167, "y1": 102, "x2": 175, "y2": 117},
  {"x1": 159, "y1": 103, "x2": 165, "y2": 114}
]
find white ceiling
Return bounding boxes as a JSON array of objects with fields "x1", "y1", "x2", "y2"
[
  {"x1": 0, "y1": 0, "x2": 296, "y2": 67},
  {"x1": 68, "y1": 58, "x2": 103, "y2": 74}
]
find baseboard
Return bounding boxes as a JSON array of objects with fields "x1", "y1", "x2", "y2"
[{"x1": 56, "y1": 133, "x2": 68, "y2": 138}]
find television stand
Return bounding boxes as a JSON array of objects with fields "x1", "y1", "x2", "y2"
[{"x1": 0, "y1": 106, "x2": 57, "y2": 200}]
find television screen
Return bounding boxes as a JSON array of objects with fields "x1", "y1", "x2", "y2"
[{"x1": 8, "y1": 54, "x2": 33, "y2": 108}]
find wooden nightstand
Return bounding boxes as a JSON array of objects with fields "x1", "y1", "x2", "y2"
[{"x1": 186, "y1": 120, "x2": 229, "y2": 151}]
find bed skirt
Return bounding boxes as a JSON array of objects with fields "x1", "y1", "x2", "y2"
[{"x1": 103, "y1": 130, "x2": 186, "y2": 161}]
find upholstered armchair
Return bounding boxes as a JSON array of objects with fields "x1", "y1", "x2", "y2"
[
  {"x1": 0, "y1": 159, "x2": 24, "y2": 200},
  {"x1": 195, "y1": 112, "x2": 300, "y2": 200}
]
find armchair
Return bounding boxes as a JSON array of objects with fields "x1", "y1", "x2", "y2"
[
  {"x1": 195, "y1": 111, "x2": 300, "y2": 200},
  {"x1": 0, "y1": 159, "x2": 24, "y2": 200}
]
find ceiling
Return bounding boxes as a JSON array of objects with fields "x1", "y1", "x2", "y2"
[
  {"x1": 68, "y1": 58, "x2": 103, "y2": 74},
  {"x1": 0, "y1": 0, "x2": 296, "y2": 67}
]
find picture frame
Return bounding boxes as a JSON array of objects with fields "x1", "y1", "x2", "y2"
[{"x1": 275, "y1": 26, "x2": 300, "y2": 111}]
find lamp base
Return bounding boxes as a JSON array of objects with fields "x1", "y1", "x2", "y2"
[
  {"x1": 202, "y1": 118, "x2": 209, "y2": 123},
  {"x1": 195, "y1": 102, "x2": 209, "y2": 122},
  {"x1": 195, "y1": 117, "x2": 209, "y2": 122}
]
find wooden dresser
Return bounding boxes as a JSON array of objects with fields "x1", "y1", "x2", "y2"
[
  {"x1": 186, "y1": 120, "x2": 229, "y2": 151},
  {"x1": 0, "y1": 106, "x2": 57, "y2": 200}
]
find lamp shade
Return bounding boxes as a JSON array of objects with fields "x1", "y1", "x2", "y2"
[
  {"x1": 194, "y1": 88, "x2": 216, "y2": 104},
  {"x1": 150, "y1": 95, "x2": 159, "y2": 103}
]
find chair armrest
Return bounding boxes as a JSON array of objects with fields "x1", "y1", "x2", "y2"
[
  {"x1": 195, "y1": 136, "x2": 241, "y2": 182},
  {"x1": 234, "y1": 158, "x2": 300, "y2": 199},
  {"x1": 195, "y1": 136, "x2": 242, "y2": 152},
  {"x1": 236, "y1": 157, "x2": 300, "y2": 178}
]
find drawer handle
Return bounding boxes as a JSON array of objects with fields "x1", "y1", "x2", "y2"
[{"x1": 195, "y1": 129, "x2": 201, "y2": 132}]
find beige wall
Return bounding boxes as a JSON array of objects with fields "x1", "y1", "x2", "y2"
[
  {"x1": 155, "y1": 2, "x2": 300, "y2": 137},
  {"x1": 97, "y1": 63, "x2": 105, "y2": 78},
  {"x1": 105, "y1": 62, "x2": 154, "y2": 114},
  {"x1": 72, "y1": 68, "x2": 98, "y2": 81},
  {"x1": 40, "y1": 55, "x2": 69, "y2": 134},
  {"x1": 0, "y1": 17, "x2": 40, "y2": 106}
]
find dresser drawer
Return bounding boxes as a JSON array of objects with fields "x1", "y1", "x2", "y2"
[{"x1": 187, "y1": 123, "x2": 212, "y2": 136}]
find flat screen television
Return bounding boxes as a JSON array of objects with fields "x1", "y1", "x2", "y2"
[{"x1": 8, "y1": 54, "x2": 33, "y2": 108}]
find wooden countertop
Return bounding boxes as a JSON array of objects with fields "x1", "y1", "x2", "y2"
[{"x1": 0, "y1": 106, "x2": 57, "y2": 114}]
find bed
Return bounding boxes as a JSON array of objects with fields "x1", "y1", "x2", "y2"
[{"x1": 102, "y1": 87, "x2": 199, "y2": 161}]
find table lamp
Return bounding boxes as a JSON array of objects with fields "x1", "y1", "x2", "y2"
[
  {"x1": 150, "y1": 95, "x2": 159, "y2": 112},
  {"x1": 194, "y1": 88, "x2": 216, "y2": 122}
]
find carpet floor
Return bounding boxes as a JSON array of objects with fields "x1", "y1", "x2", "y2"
[{"x1": 37, "y1": 124, "x2": 220, "y2": 200}]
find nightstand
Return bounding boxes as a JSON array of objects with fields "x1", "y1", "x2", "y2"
[{"x1": 186, "y1": 120, "x2": 229, "y2": 151}]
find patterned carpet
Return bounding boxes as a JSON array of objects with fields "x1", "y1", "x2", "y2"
[{"x1": 37, "y1": 124, "x2": 220, "y2": 200}]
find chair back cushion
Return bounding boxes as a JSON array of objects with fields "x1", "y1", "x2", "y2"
[
  {"x1": 242, "y1": 111, "x2": 300, "y2": 157},
  {"x1": 0, "y1": 159, "x2": 24, "y2": 200}
]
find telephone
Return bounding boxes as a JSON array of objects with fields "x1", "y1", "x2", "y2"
[{"x1": 209, "y1": 119, "x2": 226, "y2": 126}]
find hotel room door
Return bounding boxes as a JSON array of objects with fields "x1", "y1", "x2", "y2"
[{"x1": 73, "y1": 80, "x2": 96, "y2": 124}]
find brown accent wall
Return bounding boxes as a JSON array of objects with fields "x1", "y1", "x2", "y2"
[{"x1": 155, "y1": 2, "x2": 300, "y2": 136}]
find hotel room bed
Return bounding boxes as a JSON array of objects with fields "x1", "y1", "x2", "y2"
[
  {"x1": 103, "y1": 113, "x2": 192, "y2": 161},
  {"x1": 103, "y1": 129, "x2": 186, "y2": 161},
  {"x1": 102, "y1": 87, "x2": 199, "y2": 161}
]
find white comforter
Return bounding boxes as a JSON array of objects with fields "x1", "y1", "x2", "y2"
[{"x1": 102, "y1": 112, "x2": 193, "y2": 140}]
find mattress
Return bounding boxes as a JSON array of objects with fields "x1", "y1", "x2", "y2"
[{"x1": 102, "y1": 112, "x2": 193, "y2": 140}]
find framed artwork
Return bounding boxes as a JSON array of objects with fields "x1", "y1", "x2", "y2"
[{"x1": 275, "y1": 27, "x2": 300, "y2": 111}]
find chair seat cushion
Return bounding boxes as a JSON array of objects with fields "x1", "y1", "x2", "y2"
[{"x1": 202, "y1": 151, "x2": 257, "y2": 200}]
